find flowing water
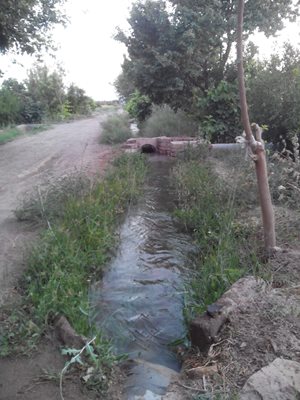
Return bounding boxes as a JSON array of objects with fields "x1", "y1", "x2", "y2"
[{"x1": 91, "y1": 155, "x2": 196, "y2": 399}]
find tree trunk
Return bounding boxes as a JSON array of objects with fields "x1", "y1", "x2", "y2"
[{"x1": 237, "y1": 0, "x2": 276, "y2": 252}]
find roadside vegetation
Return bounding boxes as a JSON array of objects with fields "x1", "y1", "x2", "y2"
[
  {"x1": 0, "y1": 124, "x2": 49, "y2": 145},
  {"x1": 0, "y1": 154, "x2": 146, "y2": 393},
  {"x1": 99, "y1": 112, "x2": 132, "y2": 144}
]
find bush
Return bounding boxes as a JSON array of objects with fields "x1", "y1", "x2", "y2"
[
  {"x1": 100, "y1": 113, "x2": 132, "y2": 144},
  {"x1": 125, "y1": 90, "x2": 152, "y2": 123},
  {"x1": 141, "y1": 105, "x2": 198, "y2": 137}
]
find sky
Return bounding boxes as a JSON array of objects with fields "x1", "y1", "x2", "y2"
[{"x1": 1, "y1": 0, "x2": 300, "y2": 101}]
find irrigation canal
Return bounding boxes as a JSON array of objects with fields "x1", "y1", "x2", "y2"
[{"x1": 91, "y1": 155, "x2": 197, "y2": 399}]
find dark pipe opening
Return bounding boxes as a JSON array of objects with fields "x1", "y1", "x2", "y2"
[{"x1": 141, "y1": 144, "x2": 156, "y2": 153}]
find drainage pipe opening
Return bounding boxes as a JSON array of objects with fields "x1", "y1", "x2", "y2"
[{"x1": 141, "y1": 144, "x2": 156, "y2": 153}]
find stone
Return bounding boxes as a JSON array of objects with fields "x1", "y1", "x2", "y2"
[
  {"x1": 54, "y1": 315, "x2": 87, "y2": 348},
  {"x1": 207, "y1": 303, "x2": 223, "y2": 317},
  {"x1": 189, "y1": 313, "x2": 228, "y2": 352},
  {"x1": 240, "y1": 358, "x2": 300, "y2": 400},
  {"x1": 189, "y1": 277, "x2": 266, "y2": 352}
]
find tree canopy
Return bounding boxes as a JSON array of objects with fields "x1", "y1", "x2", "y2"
[
  {"x1": 116, "y1": 0, "x2": 300, "y2": 141},
  {"x1": 117, "y1": 0, "x2": 299, "y2": 102},
  {"x1": 0, "y1": 0, "x2": 66, "y2": 54}
]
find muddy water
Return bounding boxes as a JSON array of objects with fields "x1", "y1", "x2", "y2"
[{"x1": 91, "y1": 156, "x2": 196, "y2": 399}]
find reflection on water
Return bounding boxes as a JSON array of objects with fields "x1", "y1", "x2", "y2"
[{"x1": 90, "y1": 155, "x2": 196, "y2": 399}]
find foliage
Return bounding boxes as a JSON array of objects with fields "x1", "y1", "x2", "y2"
[
  {"x1": 141, "y1": 105, "x2": 198, "y2": 137},
  {"x1": 247, "y1": 44, "x2": 300, "y2": 148},
  {"x1": 25, "y1": 65, "x2": 66, "y2": 120},
  {"x1": 0, "y1": 67, "x2": 96, "y2": 126},
  {"x1": 0, "y1": 0, "x2": 66, "y2": 54},
  {"x1": 268, "y1": 134, "x2": 300, "y2": 210},
  {"x1": 116, "y1": 0, "x2": 298, "y2": 142},
  {"x1": 114, "y1": 70, "x2": 136, "y2": 102},
  {"x1": 100, "y1": 113, "x2": 132, "y2": 144},
  {"x1": 173, "y1": 158, "x2": 259, "y2": 319},
  {"x1": 197, "y1": 80, "x2": 241, "y2": 143},
  {"x1": 67, "y1": 84, "x2": 96, "y2": 116},
  {"x1": 0, "y1": 88, "x2": 22, "y2": 125},
  {"x1": 125, "y1": 90, "x2": 152, "y2": 123}
]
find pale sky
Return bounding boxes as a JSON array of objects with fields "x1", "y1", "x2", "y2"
[{"x1": 1, "y1": 0, "x2": 300, "y2": 100}]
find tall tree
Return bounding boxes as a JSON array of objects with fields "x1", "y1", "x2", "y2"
[
  {"x1": 116, "y1": 0, "x2": 299, "y2": 140},
  {"x1": 0, "y1": 0, "x2": 66, "y2": 55},
  {"x1": 237, "y1": 0, "x2": 276, "y2": 251},
  {"x1": 26, "y1": 65, "x2": 66, "y2": 118}
]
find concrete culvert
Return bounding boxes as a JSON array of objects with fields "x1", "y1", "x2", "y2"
[{"x1": 141, "y1": 144, "x2": 156, "y2": 153}]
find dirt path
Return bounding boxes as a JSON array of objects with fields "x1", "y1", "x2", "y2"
[{"x1": 0, "y1": 113, "x2": 114, "y2": 305}]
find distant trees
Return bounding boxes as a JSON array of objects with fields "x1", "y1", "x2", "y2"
[
  {"x1": 115, "y1": 0, "x2": 300, "y2": 144},
  {"x1": 0, "y1": 66, "x2": 96, "y2": 126}
]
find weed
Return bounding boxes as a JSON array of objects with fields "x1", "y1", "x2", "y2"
[
  {"x1": 0, "y1": 127, "x2": 21, "y2": 144},
  {"x1": 100, "y1": 112, "x2": 132, "y2": 144},
  {"x1": 0, "y1": 125, "x2": 49, "y2": 145},
  {"x1": 15, "y1": 172, "x2": 94, "y2": 225},
  {"x1": 1, "y1": 153, "x2": 146, "y2": 381},
  {"x1": 173, "y1": 160, "x2": 260, "y2": 320}
]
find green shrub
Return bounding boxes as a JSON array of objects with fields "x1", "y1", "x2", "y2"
[
  {"x1": 100, "y1": 113, "x2": 132, "y2": 144},
  {"x1": 125, "y1": 90, "x2": 152, "y2": 123},
  {"x1": 141, "y1": 105, "x2": 198, "y2": 137}
]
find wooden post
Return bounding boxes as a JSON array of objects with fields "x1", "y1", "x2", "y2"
[{"x1": 237, "y1": 0, "x2": 276, "y2": 252}]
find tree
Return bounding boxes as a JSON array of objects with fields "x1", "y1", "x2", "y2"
[
  {"x1": 237, "y1": 0, "x2": 276, "y2": 251},
  {"x1": 116, "y1": 0, "x2": 299, "y2": 141},
  {"x1": 66, "y1": 84, "x2": 95, "y2": 115},
  {"x1": 247, "y1": 44, "x2": 300, "y2": 149},
  {"x1": 125, "y1": 90, "x2": 152, "y2": 124},
  {"x1": 0, "y1": 86, "x2": 22, "y2": 125},
  {"x1": 114, "y1": 65, "x2": 137, "y2": 102},
  {"x1": 0, "y1": 0, "x2": 66, "y2": 55},
  {"x1": 25, "y1": 65, "x2": 66, "y2": 119}
]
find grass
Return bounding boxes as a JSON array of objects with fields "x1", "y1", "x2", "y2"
[
  {"x1": 99, "y1": 112, "x2": 132, "y2": 144},
  {"x1": 15, "y1": 172, "x2": 93, "y2": 225},
  {"x1": 1, "y1": 153, "x2": 146, "y2": 391},
  {"x1": 172, "y1": 156, "x2": 261, "y2": 320},
  {"x1": 0, "y1": 127, "x2": 22, "y2": 144},
  {"x1": 0, "y1": 124, "x2": 49, "y2": 145}
]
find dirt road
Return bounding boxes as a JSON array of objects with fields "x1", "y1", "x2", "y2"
[{"x1": 0, "y1": 113, "x2": 114, "y2": 305}]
